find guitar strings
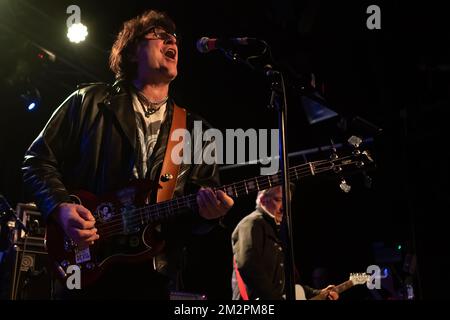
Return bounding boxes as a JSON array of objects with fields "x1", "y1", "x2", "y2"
[
  {"x1": 98, "y1": 157, "x2": 359, "y2": 237},
  {"x1": 98, "y1": 169, "x2": 317, "y2": 237},
  {"x1": 98, "y1": 157, "x2": 358, "y2": 238},
  {"x1": 97, "y1": 158, "x2": 337, "y2": 236},
  {"x1": 97, "y1": 157, "x2": 360, "y2": 238}
]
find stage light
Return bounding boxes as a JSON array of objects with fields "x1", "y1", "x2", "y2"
[
  {"x1": 67, "y1": 22, "x2": 88, "y2": 43},
  {"x1": 20, "y1": 87, "x2": 41, "y2": 112},
  {"x1": 296, "y1": 73, "x2": 339, "y2": 125},
  {"x1": 27, "y1": 102, "x2": 36, "y2": 110},
  {"x1": 301, "y1": 95, "x2": 338, "y2": 124}
]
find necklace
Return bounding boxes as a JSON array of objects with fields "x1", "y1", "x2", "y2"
[{"x1": 137, "y1": 91, "x2": 168, "y2": 117}]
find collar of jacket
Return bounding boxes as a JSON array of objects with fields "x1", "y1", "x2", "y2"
[
  {"x1": 257, "y1": 206, "x2": 281, "y2": 230},
  {"x1": 101, "y1": 80, "x2": 174, "y2": 151}
]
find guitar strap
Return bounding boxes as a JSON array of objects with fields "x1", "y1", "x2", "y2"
[
  {"x1": 233, "y1": 257, "x2": 249, "y2": 300},
  {"x1": 156, "y1": 103, "x2": 186, "y2": 203}
]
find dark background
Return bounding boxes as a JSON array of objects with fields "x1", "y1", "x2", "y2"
[{"x1": 1, "y1": 0, "x2": 448, "y2": 300}]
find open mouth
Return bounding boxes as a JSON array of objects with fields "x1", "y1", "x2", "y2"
[{"x1": 164, "y1": 48, "x2": 176, "y2": 60}]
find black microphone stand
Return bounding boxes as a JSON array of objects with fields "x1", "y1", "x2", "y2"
[
  {"x1": 1, "y1": 195, "x2": 29, "y2": 245},
  {"x1": 266, "y1": 69, "x2": 296, "y2": 301},
  {"x1": 220, "y1": 47, "x2": 297, "y2": 300}
]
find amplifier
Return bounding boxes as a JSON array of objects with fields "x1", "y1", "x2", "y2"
[
  {"x1": 14, "y1": 203, "x2": 46, "y2": 248},
  {"x1": 6, "y1": 203, "x2": 51, "y2": 299},
  {"x1": 5, "y1": 245, "x2": 52, "y2": 300}
]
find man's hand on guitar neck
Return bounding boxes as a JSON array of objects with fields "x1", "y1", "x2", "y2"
[
  {"x1": 318, "y1": 285, "x2": 339, "y2": 300},
  {"x1": 196, "y1": 188, "x2": 234, "y2": 220},
  {"x1": 54, "y1": 203, "x2": 100, "y2": 246}
]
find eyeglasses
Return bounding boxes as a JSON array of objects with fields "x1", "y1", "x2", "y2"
[{"x1": 143, "y1": 27, "x2": 179, "y2": 45}]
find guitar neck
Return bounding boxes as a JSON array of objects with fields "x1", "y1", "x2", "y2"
[
  {"x1": 141, "y1": 155, "x2": 358, "y2": 224},
  {"x1": 309, "y1": 279, "x2": 355, "y2": 300},
  {"x1": 335, "y1": 280, "x2": 354, "y2": 294},
  {"x1": 101, "y1": 152, "x2": 367, "y2": 238},
  {"x1": 141, "y1": 160, "x2": 321, "y2": 223}
]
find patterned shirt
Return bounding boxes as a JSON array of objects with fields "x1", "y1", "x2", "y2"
[{"x1": 131, "y1": 91, "x2": 167, "y2": 179}]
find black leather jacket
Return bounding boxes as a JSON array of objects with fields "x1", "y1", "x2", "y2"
[
  {"x1": 22, "y1": 81, "x2": 221, "y2": 287},
  {"x1": 22, "y1": 81, "x2": 220, "y2": 220}
]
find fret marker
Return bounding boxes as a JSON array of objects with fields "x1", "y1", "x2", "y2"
[{"x1": 247, "y1": 180, "x2": 255, "y2": 191}]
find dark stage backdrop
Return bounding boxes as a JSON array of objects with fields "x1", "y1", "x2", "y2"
[{"x1": 1, "y1": 0, "x2": 449, "y2": 299}]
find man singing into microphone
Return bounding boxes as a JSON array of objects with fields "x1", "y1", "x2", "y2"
[{"x1": 22, "y1": 9, "x2": 233, "y2": 299}]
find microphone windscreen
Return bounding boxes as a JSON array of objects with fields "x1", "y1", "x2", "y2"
[{"x1": 196, "y1": 37, "x2": 218, "y2": 53}]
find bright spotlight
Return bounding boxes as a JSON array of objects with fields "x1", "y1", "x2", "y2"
[{"x1": 67, "y1": 23, "x2": 88, "y2": 43}]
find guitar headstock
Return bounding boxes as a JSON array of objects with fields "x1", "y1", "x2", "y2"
[
  {"x1": 349, "y1": 272, "x2": 371, "y2": 285},
  {"x1": 328, "y1": 136, "x2": 375, "y2": 193}
]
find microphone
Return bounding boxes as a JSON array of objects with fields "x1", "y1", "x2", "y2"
[{"x1": 196, "y1": 36, "x2": 260, "y2": 53}]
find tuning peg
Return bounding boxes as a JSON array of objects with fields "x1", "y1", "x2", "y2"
[
  {"x1": 333, "y1": 166, "x2": 343, "y2": 173},
  {"x1": 329, "y1": 139, "x2": 339, "y2": 160},
  {"x1": 362, "y1": 150, "x2": 374, "y2": 163},
  {"x1": 339, "y1": 179, "x2": 351, "y2": 193},
  {"x1": 348, "y1": 135, "x2": 363, "y2": 148}
]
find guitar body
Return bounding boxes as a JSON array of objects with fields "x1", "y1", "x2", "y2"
[
  {"x1": 45, "y1": 179, "x2": 165, "y2": 288},
  {"x1": 295, "y1": 284, "x2": 306, "y2": 300}
]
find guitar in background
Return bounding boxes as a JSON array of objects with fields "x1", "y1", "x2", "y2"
[{"x1": 296, "y1": 273, "x2": 370, "y2": 300}]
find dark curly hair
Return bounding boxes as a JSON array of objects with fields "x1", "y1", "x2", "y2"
[{"x1": 109, "y1": 10, "x2": 176, "y2": 80}]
